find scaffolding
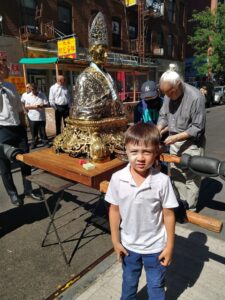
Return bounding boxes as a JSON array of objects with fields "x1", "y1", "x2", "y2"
[
  {"x1": 19, "y1": 3, "x2": 55, "y2": 43},
  {"x1": 125, "y1": 0, "x2": 164, "y2": 57}
]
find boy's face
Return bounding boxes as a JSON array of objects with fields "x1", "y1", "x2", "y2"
[{"x1": 126, "y1": 141, "x2": 157, "y2": 176}]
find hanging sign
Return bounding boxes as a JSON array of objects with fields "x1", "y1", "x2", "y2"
[
  {"x1": 57, "y1": 37, "x2": 77, "y2": 59},
  {"x1": 125, "y1": 0, "x2": 137, "y2": 7}
]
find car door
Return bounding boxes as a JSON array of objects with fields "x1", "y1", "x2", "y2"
[{"x1": 222, "y1": 87, "x2": 225, "y2": 103}]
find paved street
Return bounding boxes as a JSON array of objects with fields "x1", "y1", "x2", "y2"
[
  {"x1": 0, "y1": 105, "x2": 225, "y2": 300},
  {"x1": 70, "y1": 225, "x2": 225, "y2": 300}
]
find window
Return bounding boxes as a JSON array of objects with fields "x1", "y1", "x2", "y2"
[
  {"x1": 57, "y1": 2, "x2": 72, "y2": 35},
  {"x1": 112, "y1": 18, "x2": 121, "y2": 48},
  {"x1": 145, "y1": 30, "x2": 152, "y2": 53},
  {"x1": 21, "y1": 0, "x2": 36, "y2": 9},
  {"x1": 153, "y1": 32, "x2": 164, "y2": 55},
  {"x1": 168, "y1": 0, "x2": 175, "y2": 23},
  {"x1": 179, "y1": 3, "x2": 185, "y2": 27},
  {"x1": 146, "y1": 0, "x2": 162, "y2": 14},
  {"x1": 128, "y1": 24, "x2": 137, "y2": 40},
  {"x1": 20, "y1": 0, "x2": 37, "y2": 27},
  {"x1": 167, "y1": 34, "x2": 174, "y2": 57}
]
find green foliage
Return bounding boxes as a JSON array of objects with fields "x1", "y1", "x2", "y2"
[{"x1": 188, "y1": 4, "x2": 225, "y2": 76}]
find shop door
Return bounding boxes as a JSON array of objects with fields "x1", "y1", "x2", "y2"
[{"x1": 28, "y1": 74, "x2": 47, "y2": 94}]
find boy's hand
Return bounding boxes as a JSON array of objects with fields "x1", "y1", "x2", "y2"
[
  {"x1": 113, "y1": 242, "x2": 128, "y2": 262},
  {"x1": 158, "y1": 247, "x2": 173, "y2": 266}
]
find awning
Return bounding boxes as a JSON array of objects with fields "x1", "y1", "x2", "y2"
[{"x1": 19, "y1": 57, "x2": 58, "y2": 64}]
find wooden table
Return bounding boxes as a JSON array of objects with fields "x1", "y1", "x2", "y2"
[
  {"x1": 17, "y1": 149, "x2": 223, "y2": 233},
  {"x1": 17, "y1": 148, "x2": 127, "y2": 189}
]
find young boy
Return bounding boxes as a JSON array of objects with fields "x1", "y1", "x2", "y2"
[{"x1": 105, "y1": 123, "x2": 178, "y2": 300}]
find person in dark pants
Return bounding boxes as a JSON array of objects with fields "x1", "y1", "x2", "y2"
[
  {"x1": 157, "y1": 64, "x2": 206, "y2": 211},
  {"x1": 0, "y1": 58, "x2": 41, "y2": 206},
  {"x1": 49, "y1": 75, "x2": 71, "y2": 135},
  {"x1": 105, "y1": 123, "x2": 178, "y2": 300},
  {"x1": 23, "y1": 84, "x2": 49, "y2": 149}
]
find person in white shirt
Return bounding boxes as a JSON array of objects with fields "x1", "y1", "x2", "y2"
[
  {"x1": 0, "y1": 58, "x2": 41, "y2": 205},
  {"x1": 49, "y1": 75, "x2": 71, "y2": 135},
  {"x1": 105, "y1": 123, "x2": 178, "y2": 300},
  {"x1": 21, "y1": 83, "x2": 32, "y2": 104},
  {"x1": 23, "y1": 84, "x2": 49, "y2": 149}
]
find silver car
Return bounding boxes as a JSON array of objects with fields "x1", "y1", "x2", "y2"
[{"x1": 214, "y1": 86, "x2": 225, "y2": 105}]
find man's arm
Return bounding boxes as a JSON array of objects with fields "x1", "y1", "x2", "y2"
[
  {"x1": 163, "y1": 131, "x2": 190, "y2": 145},
  {"x1": 158, "y1": 208, "x2": 176, "y2": 266},
  {"x1": 49, "y1": 86, "x2": 56, "y2": 108},
  {"x1": 109, "y1": 204, "x2": 128, "y2": 261},
  {"x1": 157, "y1": 99, "x2": 169, "y2": 132},
  {"x1": 185, "y1": 94, "x2": 206, "y2": 139}
]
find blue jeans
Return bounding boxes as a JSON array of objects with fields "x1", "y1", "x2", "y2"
[{"x1": 121, "y1": 250, "x2": 166, "y2": 300}]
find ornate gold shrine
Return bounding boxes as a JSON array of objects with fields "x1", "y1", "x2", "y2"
[
  {"x1": 53, "y1": 116, "x2": 128, "y2": 162},
  {"x1": 53, "y1": 12, "x2": 129, "y2": 162}
]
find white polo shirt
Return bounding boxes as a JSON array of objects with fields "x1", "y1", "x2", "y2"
[
  {"x1": 23, "y1": 92, "x2": 48, "y2": 121},
  {"x1": 21, "y1": 91, "x2": 31, "y2": 103},
  {"x1": 105, "y1": 164, "x2": 178, "y2": 254}
]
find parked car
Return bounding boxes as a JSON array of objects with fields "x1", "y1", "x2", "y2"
[{"x1": 213, "y1": 86, "x2": 225, "y2": 105}]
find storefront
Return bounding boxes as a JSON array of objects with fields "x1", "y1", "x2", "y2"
[{"x1": 19, "y1": 55, "x2": 158, "y2": 122}]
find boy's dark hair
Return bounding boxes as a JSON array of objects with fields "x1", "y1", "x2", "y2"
[{"x1": 125, "y1": 123, "x2": 160, "y2": 148}]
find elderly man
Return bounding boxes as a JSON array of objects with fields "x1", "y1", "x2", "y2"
[
  {"x1": 157, "y1": 64, "x2": 206, "y2": 211},
  {"x1": 49, "y1": 75, "x2": 71, "y2": 135},
  {"x1": 0, "y1": 57, "x2": 41, "y2": 206}
]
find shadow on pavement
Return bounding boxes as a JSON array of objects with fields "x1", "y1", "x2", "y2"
[
  {"x1": 0, "y1": 190, "x2": 106, "y2": 238},
  {"x1": 197, "y1": 177, "x2": 224, "y2": 212},
  {"x1": 137, "y1": 232, "x2": 225, "y2": 300},
  {"x1": 0, "y1": 195, "x2": 60, "y2": 238}
]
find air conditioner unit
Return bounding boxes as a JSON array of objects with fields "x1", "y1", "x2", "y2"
[{"x1": 153, "y1": 48, "x2": 164, "y2": 55}]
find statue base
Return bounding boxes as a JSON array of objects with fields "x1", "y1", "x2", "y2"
[{"x1": 52, "y1": 116, "x2": 128, "y2": 162}]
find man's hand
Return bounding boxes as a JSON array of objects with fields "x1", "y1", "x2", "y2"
[
  {"x1": 164, "y1": 131, "x2": 190, "y2": 145},
  {"x1": 164, "y1": 135, "x2": 178, "y2": 145},
  {"x1": 113, "y1": 242, "x2": 128, "y2": 262}
]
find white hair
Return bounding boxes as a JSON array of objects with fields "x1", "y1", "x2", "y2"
[{"x1": 160, "y1": 63, "x2": 184, "y2": 87}]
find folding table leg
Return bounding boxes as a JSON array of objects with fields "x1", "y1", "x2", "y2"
[
  {"x1": 41, "y1": 189, "x2": 64, "y2": 243},
  {"x1": 41, "y1": 188, "x2": 69, "y2": 265}
]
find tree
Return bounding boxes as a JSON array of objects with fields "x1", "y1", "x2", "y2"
[{"x1": 188, "y1": 3, "x2": 225, "y2": 81}]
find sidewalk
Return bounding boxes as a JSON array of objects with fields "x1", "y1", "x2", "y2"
[{"x1": 60, "y1": 225, "x2": 225, "y2": 300}]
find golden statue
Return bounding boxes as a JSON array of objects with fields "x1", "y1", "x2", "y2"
[{"x1": 53, "y1": 12, "x2": 128, "y2": 161}]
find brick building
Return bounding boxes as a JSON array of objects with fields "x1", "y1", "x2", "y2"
[{"x1": 0, "y1": 0, "x2": 187, "y2": 103}]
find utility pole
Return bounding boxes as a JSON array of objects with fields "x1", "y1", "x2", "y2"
[
  {"x1": 207, "y1": 0, "x2": 218, "y2": 81},
  {"x1": 211, "y1": 0, "x2": 218, "y2": 12}
]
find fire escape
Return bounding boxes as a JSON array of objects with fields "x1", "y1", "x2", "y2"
[
  {"x1": 128, "y1": 0, "x2": 164, "y2": 58},
  {"x1": 19, "y1": 3, "x2": 55, "y2": 43}
]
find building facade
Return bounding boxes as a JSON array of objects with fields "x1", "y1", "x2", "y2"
[{"x1": 0, "y1": 0, "x2": 187, "y2": 105}]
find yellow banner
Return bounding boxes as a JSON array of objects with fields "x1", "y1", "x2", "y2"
[
  {"x1": 57, "y1": 37, "x2": 77, "y2": 59},
  {"x1": 125, "y1": 0, "x2": 137, "y2": 7}
]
